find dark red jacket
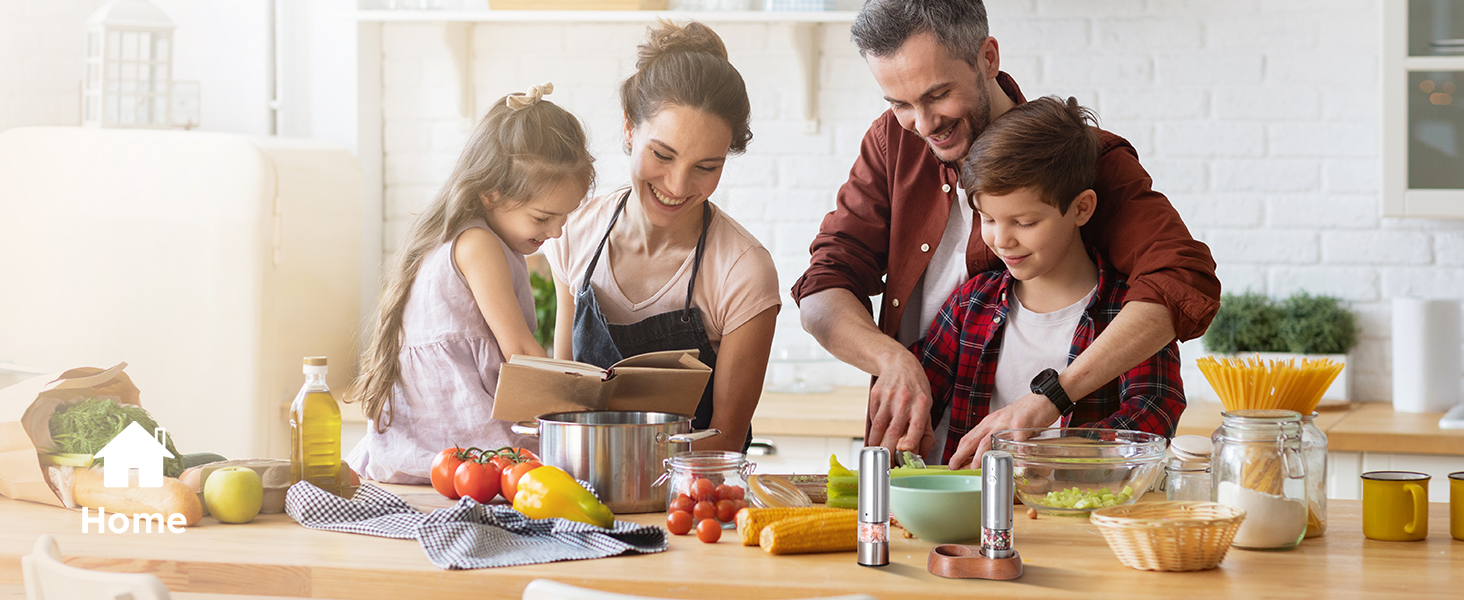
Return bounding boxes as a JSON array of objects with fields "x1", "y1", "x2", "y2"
[{"x1": 791, "y1": 73, "x2": 1220, "y2": 343}]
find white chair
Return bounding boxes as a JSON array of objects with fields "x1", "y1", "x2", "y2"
[
  {"x1": 522, "y1": 579, "x2": 875, "y2": 600},
  {"x1": 22, "y1": 535, "x2": 170, "y2": 600}
]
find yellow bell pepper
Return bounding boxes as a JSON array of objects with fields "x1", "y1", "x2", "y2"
[{"x1": 511, "y1": 465, "x2": 614, "y2": 528}]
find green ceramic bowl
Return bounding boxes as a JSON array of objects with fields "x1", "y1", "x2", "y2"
[{"x1": 889, "y1": 475, "x2": 983, "y2": 544}]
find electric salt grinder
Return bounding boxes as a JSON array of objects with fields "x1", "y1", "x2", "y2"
[
  {"x1": 982, "y1": 451, "x2": 1015, "y2": 558},
  {"x1": 857, "y1": 446, "x2": 890, "y2": 567}
]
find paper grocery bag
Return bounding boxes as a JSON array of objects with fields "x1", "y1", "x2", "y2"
[{"x1": 0, "y1": 363, "x2": 140, "y2": 507}]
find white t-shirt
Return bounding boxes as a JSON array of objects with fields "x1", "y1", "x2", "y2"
[
  {"x1": 544, "y1": 189, "x2": 782, "y2": 352},
  {"x1": 991, "y1": 285, "x2": 1097, "y2": 427},
  {"x1": 898, "y1": 188, "x2": 972, "y2": 348}
]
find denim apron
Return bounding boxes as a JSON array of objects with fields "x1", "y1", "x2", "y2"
[{"x1": 571, "y1": 191, "x2": 749, "y2": 450}]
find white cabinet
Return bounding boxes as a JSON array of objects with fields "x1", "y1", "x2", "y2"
[
  {"x1": 1382, "y1": 0, "x2": 1464, "y2": 218},
  {"x1": 746, "y1": 434, "x2": 861, "y2": 475},
  {"x1": 1327, "y1": 450, "x2": 1463, "y2": 500}
]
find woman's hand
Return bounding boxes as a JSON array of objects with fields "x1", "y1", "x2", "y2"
[{"x1": 695, "y1": 307, "x2": 778, "y2": 452}]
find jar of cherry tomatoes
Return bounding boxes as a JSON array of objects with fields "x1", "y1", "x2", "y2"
[{"x1": 660, "y1": 451, "x2": 754, "y2": 529}]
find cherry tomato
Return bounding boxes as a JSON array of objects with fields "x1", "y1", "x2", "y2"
[
  {"x1": 431, "y1": 447, "x2": 471, "y2": 499},
  {"x1": 501, "y1": 460, "x2": 542, "y2": 503},
  {"x1": 696, "y1": 518, "x2": 722, "y2": 543},
  {"x1": 692, "y1": 500, "x2": 716, "y2": 522},
  {"x1": 730, "y1": 499, "x2": 747, "y2": 514},
  {"x1": 453, "y1": 459, "x2": 502, "y2": 503},
  {"x1": 666, "y1": 510, "x2": 693, "y2": 535},
  {"x1": 715, "y1": 499, "x2": 737, "y2": 522},
  {"x1": 691, "y1": 478, "x2": 717, "y2": 501},
  {"x1": 718, "y1": 484, "x2": 745, "y2": 500},
  {"x1": 669, "y1": 494, "x2": 695, "y2": 514}
]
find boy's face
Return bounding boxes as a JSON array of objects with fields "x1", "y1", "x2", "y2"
[{"x1": 976, "y1": 187, "x2": 1096, "y2": 281}]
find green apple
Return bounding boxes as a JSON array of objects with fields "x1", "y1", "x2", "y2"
[{"x1": 204, "y1": 467, "x2": 264, "y2": 524}]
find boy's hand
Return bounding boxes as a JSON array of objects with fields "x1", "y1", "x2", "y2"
[
  {"x1": 946, "y1": 393, "x2": 1061, "y2": 470},
  {"x1": 866, "y1": 350, "x2": 934, "y2": 454}
]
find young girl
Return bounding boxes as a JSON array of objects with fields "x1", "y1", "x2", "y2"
[{"x1": 347, "y1": 83, "x2": 595, "y2": 483}]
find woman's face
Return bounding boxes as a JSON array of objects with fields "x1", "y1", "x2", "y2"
[{"x1": 624, "y1": 104, "x2": 734, "y2": 230}]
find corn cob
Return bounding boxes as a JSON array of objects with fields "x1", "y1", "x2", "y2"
[
  {"x1": 735, "y1": 507, "x2": 846, "y2": 546},
  {"x1": 759, "y1": 510, "x2": 859, "y2": 555}
]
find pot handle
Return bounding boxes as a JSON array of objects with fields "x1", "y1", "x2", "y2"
[
  {"x1": 657, "y1": 428, "x2": 721, "y2": 444},
  {"x1": 510, "y1": 421, "x2": 539, "y2": 437}
]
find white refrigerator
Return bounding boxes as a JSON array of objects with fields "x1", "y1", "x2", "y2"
[{"x1": 0, "y1": 126, "x2": 365, "y2": 461}]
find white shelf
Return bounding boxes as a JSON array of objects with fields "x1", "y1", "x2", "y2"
[
  {"x1": 356, "y1": 9, "x2": 857, "y2": 23},
  {"x1": 1403, "y1": 55, "x2": 1464, "y2": 71}
]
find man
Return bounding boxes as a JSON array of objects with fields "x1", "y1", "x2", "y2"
[{"x1": 792, "y1": 0, "x2": 1219, "y2": 463}]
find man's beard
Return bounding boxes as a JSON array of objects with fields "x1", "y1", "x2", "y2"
[{"x1": 930, "y1": 81, "x2": 993, "y2": 164}]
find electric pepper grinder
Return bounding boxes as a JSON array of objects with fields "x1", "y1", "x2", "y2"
[
  {"x1": 982, "y1": 451, "x2": 1015, "y2": 559},
  {"x1": 857, "y1": 446, "x2": 890, "y2": 567}
]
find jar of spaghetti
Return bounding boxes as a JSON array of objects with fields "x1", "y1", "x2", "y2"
[
  {"x1": 1212, "y1": 409, "x2": 1307, "y2": 550},
  {"x1": 1301, "y1": 412, "x2": 1328, "y2": 538}
]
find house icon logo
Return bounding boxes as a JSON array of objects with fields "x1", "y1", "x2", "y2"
[{"x1": 94, "y1": 422, "x2": 174, "y2": 488}]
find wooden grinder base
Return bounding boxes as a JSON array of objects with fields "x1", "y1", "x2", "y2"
[{"x1": 927, "y1": 545, "x2": 1024, "y2": 580}]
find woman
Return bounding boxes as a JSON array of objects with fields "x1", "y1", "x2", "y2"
[{"x1": 545, "y1": 21, "x2": 779, "y2": 452}]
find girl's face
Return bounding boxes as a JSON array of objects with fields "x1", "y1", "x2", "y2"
[
  {"x1": 624, "y1": 104, "x2": 734, "y2": 229},
  {"x1": 481, "y1": 177, "x2": 585, "y2": 255}
]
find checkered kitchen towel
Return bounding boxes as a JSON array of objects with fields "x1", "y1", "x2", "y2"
[{"x1": 284, "y1": 482, "x2": 668, "y2": 570}]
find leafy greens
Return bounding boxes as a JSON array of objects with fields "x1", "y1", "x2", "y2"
[{"x1": 48, "y1": 398, "x2": 184, "y2": 477}]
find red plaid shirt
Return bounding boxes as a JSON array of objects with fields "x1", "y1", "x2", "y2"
[{"x1": 911, "y1": 254, "x2": 1185, "y2": 463}]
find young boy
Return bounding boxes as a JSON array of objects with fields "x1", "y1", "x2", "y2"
[{"x1": 913, "y1": 96, "x2": 1186, "y2": 469}]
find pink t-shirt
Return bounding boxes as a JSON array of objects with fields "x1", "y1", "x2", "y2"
[{"x1": 545, "y1": 189, "x2": 781, "y2": 351}]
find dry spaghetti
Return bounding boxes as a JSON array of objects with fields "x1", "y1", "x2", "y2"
[{"x1": 1196, "y1": 355, "x2": 1343, "y2": 415}]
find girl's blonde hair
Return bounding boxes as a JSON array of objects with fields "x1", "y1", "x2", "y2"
[{"x1": 352, "y1": 92, "x2": 594, "y2": 433}]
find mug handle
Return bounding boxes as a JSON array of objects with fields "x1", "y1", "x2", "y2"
[{"x1": 1404, "y1": 482, "x2": 1426, "y2": 535}]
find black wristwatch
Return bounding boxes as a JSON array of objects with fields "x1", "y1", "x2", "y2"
[{"x1": 1030, "y1": 368, "x2": 1076, "y2": 416}]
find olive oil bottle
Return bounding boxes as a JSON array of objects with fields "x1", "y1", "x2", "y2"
[{"x1": 290, "y1": 356, "x2": 341, "y2": 494}]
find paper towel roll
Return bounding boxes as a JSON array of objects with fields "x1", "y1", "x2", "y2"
[{"x1": 1392, "y1": 298, "x2": 1462, "y2": 413}]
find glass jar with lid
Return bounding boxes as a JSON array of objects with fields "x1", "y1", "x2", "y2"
[
  {"x1": 1165, "y1": 434, "x2": 1213, "y2": 502},
  {"x1": 660, "y1": 451, "x2": 753, "y2": 529},
  {"x1": 1212, "y1": 409, "x2": 1308, "y2": 551},
  {"x1": 1301, "y1": 412, "x2": 1328, "y2": 538}
]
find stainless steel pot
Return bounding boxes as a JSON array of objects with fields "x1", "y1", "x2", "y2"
[{"x1": 510, "y1": 411, "x2": 720, "y2": 513}]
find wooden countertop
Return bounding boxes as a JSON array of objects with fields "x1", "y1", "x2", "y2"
[
  {"x1": 0, "y1": 486, "x2": 1459, "y2": 599},
  {"x1": 755, "y1": 387, "x2": 1464, "y2": 456}
]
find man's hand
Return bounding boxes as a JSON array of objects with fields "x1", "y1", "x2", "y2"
[
  {"x1": 866, "y1": 349, "x2": 934, "y2": 454},
  {"x1": 946, "y1": 392, "x2": 1061, "y2": 470}
]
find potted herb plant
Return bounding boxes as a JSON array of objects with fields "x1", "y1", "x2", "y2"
[{"x1": 1197, "y1": 291, "x2": 1360, "y2": 401}]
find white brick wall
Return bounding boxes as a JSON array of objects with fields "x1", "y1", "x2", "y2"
[{"x1": 360, "y1": 1, "x2": 1464, "y2": 401}]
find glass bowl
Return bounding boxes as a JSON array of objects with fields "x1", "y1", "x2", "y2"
[{"x1": 992, "y1": 428, "x2": 1168, "y2": 516}]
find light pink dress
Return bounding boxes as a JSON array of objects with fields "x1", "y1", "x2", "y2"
[{"x1": 347, "y1": 218, "x2": 539, "y2": 484}]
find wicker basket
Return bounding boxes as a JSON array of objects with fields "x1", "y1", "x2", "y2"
[{"x1": 1090, "y1": 501, "x2": 1246, "y2": 572}]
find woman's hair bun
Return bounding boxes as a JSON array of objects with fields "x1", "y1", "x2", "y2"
[{"x1": 636, "y1": 20, "x2": 728, "y2": 71}]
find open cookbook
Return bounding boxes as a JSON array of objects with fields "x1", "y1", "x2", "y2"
[{"x1": 491, "y1": 350, "x2": 712, "y2": 423}]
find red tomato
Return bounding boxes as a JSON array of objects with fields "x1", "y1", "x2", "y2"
[
  {"x1": 507, "y1": 447, "x2": 539, "y2": 462},
  {"x1": 453, "y1": 459, "x2": 502, "y2": 503},
  {"x1": 431, "y1": 447, "x2": 469, "y2": 499},
  {"x1": 487, "y1": 453, "x2": 516, "y2": 474},
  {"x1": 669, "y1": 494, "x2": 695, "y2": 514},
  {"x1": 696, "y1": 519, "x2": 721, "y2": 543},
  {"x1": 692, "y1": 500, "x2": 716, "y2": 522},
  {"x1": 717, "y1": 484, "x2": 745, "y2": 501},
  {"x1": 691, "y1": 478, "x2": 717, "y2": 501},
  {"x1": 715, "y1": 499, "x2": 737, "y2": 522},
  {"x1": 666, "y1": 510, "x2": 693, "y2": 535},
  {"x1": 501, "y1": 460, "x2": 542, "y2": 503}
]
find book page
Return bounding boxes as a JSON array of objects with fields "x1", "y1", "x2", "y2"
[{"x1": 507, "y1": 355, "x2": 608, "y2": 379}]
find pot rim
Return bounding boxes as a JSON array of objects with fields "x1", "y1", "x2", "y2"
[{"x1": 533, "y1": 410, "x2": 694, "y2": 427}]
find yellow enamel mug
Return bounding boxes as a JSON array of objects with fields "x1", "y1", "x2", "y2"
[
  {"x1": 1362, "y1": 471, "x2": 1429, "y2": 541},
  {"x1": 1451, "y1": 472, "x2": 1464, "y2": 541}
]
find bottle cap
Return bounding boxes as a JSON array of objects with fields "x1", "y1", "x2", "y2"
[{"x1": 304, "y1": 357, "x2": 328, "y2": 366}]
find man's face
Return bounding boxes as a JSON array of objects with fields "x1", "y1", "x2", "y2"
[{"x1": 866, "y1": 32, "x2": 993, "y2": 163}]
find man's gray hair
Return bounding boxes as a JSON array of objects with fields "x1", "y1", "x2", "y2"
[{"x1": 850, "y1": 0, "x2": 989, "y2": 66}]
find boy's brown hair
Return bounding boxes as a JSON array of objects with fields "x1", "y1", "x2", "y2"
[{"x1": 961, "y1": 95, "x2": 1099, "y2": 214}]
